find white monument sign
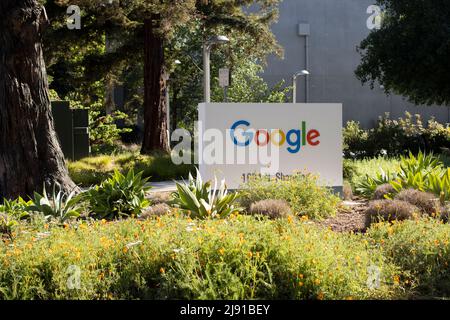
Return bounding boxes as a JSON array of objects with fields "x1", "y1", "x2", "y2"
[{"x1": 198, "y1": 103, "x2": 342, "y2": 189}]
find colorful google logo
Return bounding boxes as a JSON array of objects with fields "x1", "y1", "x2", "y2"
[{"x1": 230, "y1": 120, "x2": 321, "y2": 154}]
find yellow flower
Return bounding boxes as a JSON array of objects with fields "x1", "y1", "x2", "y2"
[
  {"x1": 301, "y1": 215, "x2": 309, "y2": 221},
  {"x1": 287, "y1": 216, "x2": 293, "y2": 224},
  {"x1": 160, "y1": 267, "x2": 165, "y2": 274},
  {"x1": 299, "y1": 274, "x2": 304, "y2": 279},
  {"x1": 314, "y1": 279, "x2": 321, "y2": 285},
  {"x1": 123, "y1": 247, "x2": 128, "y2": 253},
  {"x1": 393, "y1": 275, "x2": 400, "y2": 285},
  {"x1": 298, "y1": 281, "x2": 304, "y2": 287},
  {"x1": 218, "y1": 248, "x2": 225, "y2": 256},
  {"x1": 317, "y1": 292, "x2": 324, "y2": 300},
  {"x1": 101, "y1": 219, "x2": 107, "y2": 225},
  {"x1": 247, "y1": 251, "x2": 253, "y2": 258}
]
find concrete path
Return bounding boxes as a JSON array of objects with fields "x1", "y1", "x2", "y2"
[{"x1": 147, "y1": 180, "x2": 181, "y2": 193}]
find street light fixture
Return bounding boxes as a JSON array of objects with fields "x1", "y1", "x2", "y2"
[
  {"x1": 203, "y1": 35, "x2": 230, "y2": 103},
  {"x1": 292, "y1": 70, "x2": 310, "y2": 103}
]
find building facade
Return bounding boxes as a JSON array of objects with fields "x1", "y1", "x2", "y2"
[{"x1": 261, "y1": 0, "x2": 449, "y2": 127}]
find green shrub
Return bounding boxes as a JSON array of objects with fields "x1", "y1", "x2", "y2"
[
  {"x1": 364, "y1": 200, "x2": 420, "y2": 228},
  {"x1": 0, "y1": 215, "x2": 401, "y2": 299},
  {"x1": 356, "y1": 152, "x2": 450, "y2": 200},
  {"x1": 171, "y1": 170, "x2": 242, "y2": 219},
  {"x1": 239, "y1": 174, "x2": 340, "y2": 220},
  {"x1": 86, "y1": 169, "x2": 151, "y2": 220},
  {"x1": 344, "y1": 112, "x2": 450, "y2": 159},
  {"x1": 367, "y1": 219, "x2": 450, "y2": 297},
  {"x1": 0, "y1": 213, "x2": 18, "y2": 240},
  {"x1": 249, "y1": 200, "x2": 292, "y2": 219},
  {"x1": 0, "y1": 197, "x2": 30, "y2": 220}
]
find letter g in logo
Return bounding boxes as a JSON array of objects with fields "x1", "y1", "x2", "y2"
[{"x1": 230, "y1": 120, "x2": 253, "y2": 146}]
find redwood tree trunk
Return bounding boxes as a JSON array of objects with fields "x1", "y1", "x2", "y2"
[
  {"x1": 141, "y1": 18, "x2": 170, "y2": 154},
  {"x1": 0, "y1": 0, "x2": 76, "y2": 199}
]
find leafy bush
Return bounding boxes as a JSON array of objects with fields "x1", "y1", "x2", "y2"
[
  {"x1": 373, "y1": 184, "x2": 395, "y2": 200},
  {"x1": 394, "y1": 189, "x2": 438, "y2": 216},
  {"x1": 367, "y1": 219, "x2": 450, "y2": 297},
  {"x1": 0, "y1": 197, "x2": 30, "y2": 220},
  {"x1": 86, "y1": 170, "x2": 151, "y2": 220},
  {"x1": 171, "y1": 170, "x2": 242, "y2": 219},
  {"x1": 0, "y1": 215, "x2": 401, "y2": 299},
  {"x1": 249, "y1": 200, "x2": 292, "y2": 219},
  {"x1": 344, "y1": 112, "x2": 450, "y2": 159},
  {"x1": 343, "y1": 159, "x2": 358, "y2": 181},
  {"x1": 26, "y1": 184, "x2": 81, "y2": 223},
  {"x1": 364, "y1": 200, "x2": 420, "y2": 228},
  {"x1": 89, "y1": 110, "x2": 132, "y2": 154},
  {"x1": 239, "y1": 174, "x2": 340, "y2": 220},
  {"x1": 356, "y1": 152, "x2": 450, "y2": 201}
]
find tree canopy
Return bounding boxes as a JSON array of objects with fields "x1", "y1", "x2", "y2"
[{"x1": 355, "y1": 0, "x2": 450, "y2": 106}]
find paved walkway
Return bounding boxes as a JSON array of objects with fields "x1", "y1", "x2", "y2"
[{"x1": 147, "y1": 181, "x2": 180, "y2": 193}]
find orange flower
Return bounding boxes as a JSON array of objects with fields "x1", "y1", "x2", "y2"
[{"x1": 160, "y1": 267, "x2": 165, "y2": 274}]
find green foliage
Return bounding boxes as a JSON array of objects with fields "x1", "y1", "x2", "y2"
[
  {"x1": 356, "y1": 168, "x2": 395, "y2": 198},
  {"x1": 368, "y1": 218, "x2": 450, "y2": 297},
  {"x1": 26, "y1": 185, "x2": 81, "y2": 223},
  {"x1": 0, "y1": 215, "x2": 401, "y2": 299},
  {"x1": 0, "y1": 198, "x2": 30, "y2": 220},
  {"x1": 68, "y1": 153, "x2": 194, "y2": 186},
  {"x1": 0, "y1": 213, "x2": 19, "y2": 240},
  {"x1": 86, "y1": 170, "x2": 151, "y2": 220},
  {"x1": 171, "y1": 169, "x2": 242, "y2": 219},
  {"x1": 356, "y1": 0, "x2": 450, "y2": 106},
  {"x1": 89, "y1": 110, "x2": 132, "y2": 154},
  {"x1": 211, "y1": 60, "x2": 290, "y2": 103},
  {"x1": 239, "y1": 174, "x2": 340, "y2": 220},
  {"x1": 344, "y1": 113, "x2": 450, "y2": 159},
  {"x1": 356, "y1": 152, "x2": 450, "y2": 201}
]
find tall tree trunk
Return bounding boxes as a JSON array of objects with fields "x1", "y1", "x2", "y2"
[
  {"x1": 0, "y1": 0, "x2": 76, "y2": 199},
  {"x1": 141, "y1": 17, "x2": 170, "y2": 154}
]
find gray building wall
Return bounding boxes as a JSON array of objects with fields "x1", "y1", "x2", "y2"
[{"x1": 262, "y1": 0, "x2": 449, "y2": 128}]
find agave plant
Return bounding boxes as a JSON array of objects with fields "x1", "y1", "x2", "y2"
[
  {"x1": 26, "y1": 184, "x2": 82, "y2": 223},
  {"x1": 171, "y1": 169, "x2": 242, "y2": 219}
]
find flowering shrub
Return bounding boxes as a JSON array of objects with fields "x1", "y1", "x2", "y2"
[
  {"x1": 0, "y1": 215, "x2": 401, "y2": 300},
  {"x1": 367, "y1": 218, "x2": 450, "y2": 297},
  {"x1": 344, "y1": 112, "x2": 450, "y2": 159}
]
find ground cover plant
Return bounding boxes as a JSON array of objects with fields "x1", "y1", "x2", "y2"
[
  {"x1": 0, "y1": 214, "x2": 402, "y2": 300},
  {"x1": 68, "y1": 152, "x2": 194, "y2": 186}
]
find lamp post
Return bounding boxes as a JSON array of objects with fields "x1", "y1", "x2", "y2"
[
  {"x1": 292, "y1": 70, "x2": 310, "y2": 103},
  {"x1": 166, "y1": 59, "x2": 181, "y2": 136},
  {"x1": 203, "y1": 35, "x2": 230, "y2": 103}
]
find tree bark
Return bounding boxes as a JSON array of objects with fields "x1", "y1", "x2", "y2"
[
  {"x1": 0, "y1": 0, "x2": 76, "y2": 199},
  {"x1": 141, "y1": 17, "x2": 170, "y2": 155}
]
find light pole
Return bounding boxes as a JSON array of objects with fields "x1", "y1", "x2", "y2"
[
  {"x1": 166, "y1": 59, "x2": 181, "y2": 136},
  {"x1": 203, "y1": 35, "x2": 230, "y2": 103},
  {"x1": 292, "y1": 70, "x2": 310, "y2": 103}
]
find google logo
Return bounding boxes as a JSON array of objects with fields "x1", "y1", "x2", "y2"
[{"x1": 230, "y1": 120, "x2": 321, "y2": 154}]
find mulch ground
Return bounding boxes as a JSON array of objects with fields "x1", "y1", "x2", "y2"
[{"x1": 316, "y1": 198, "x2": 369, "y2": 233}]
